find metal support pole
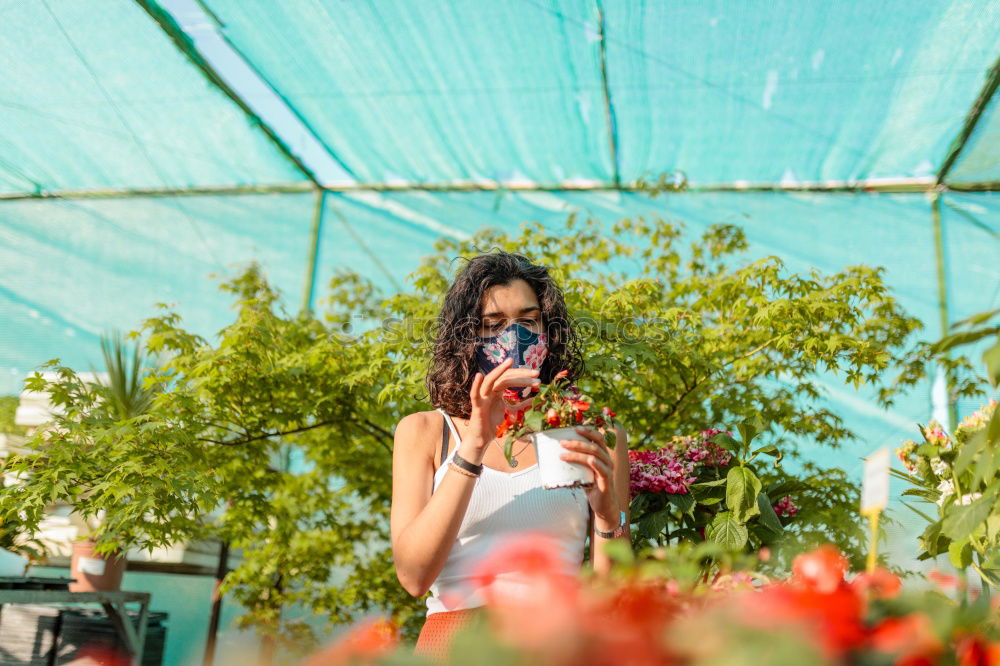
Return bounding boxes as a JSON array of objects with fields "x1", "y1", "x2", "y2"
[
  {"x1": 595, "y1": 0, "x2": 620, "y2": 188},
  {"x1": 301, "y1": 188, "x2": 327, "y2": 315},
  {"x1": 202, "y1": 539, "x2": 230, "y2": 666},
  {"x1": 931, "y1": 190, "x2": 958, "y2": 431}
]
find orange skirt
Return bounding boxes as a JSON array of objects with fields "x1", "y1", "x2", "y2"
[{"x1": 413, "y1": 608, "x2": 484, "y2": 660}]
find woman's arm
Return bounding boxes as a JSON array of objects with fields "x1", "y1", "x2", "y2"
[
  {"x1": 390, "y1": 359, "x2": 540, "y2": 597},
  {"x1": 389, "y1": 412, "x2": 483, "y2": 597},
  {"x1": 590, "y1": 422, "x2": 630, "y2": 575}
]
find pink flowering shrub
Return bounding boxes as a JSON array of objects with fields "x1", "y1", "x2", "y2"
[
  {"x1": 628, "y1": 431, "x2": 732, "y2": 496},
  {"x1": 629, "y1": 420, "x2": 801, "y2": 559}
]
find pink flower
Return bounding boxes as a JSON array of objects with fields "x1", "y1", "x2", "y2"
[{"x1": 773, "y1": 495, "x2": 799, "y2": 518}]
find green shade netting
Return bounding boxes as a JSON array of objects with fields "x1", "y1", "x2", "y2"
[
  {"x1": 196, "y1": 0, "x2": 999, "y2": 185},
  {"x1": 949, "y1": 83, "x2": 1000, "y2": 184},
  {"x1": 194, "y1": 0, "x2": 612, "y2": 184},
  {"x1": 601, "y1": 0, "x2": 1000, "y2": 184},
  {"x1": 0, "y1": 192, "x2": 318, "y2": 394},
  {"x1": 0, "y1": 1, "x2": 307, "y2": 195}
]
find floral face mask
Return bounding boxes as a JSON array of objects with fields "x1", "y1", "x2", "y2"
[{"x1": 474, "y1": 322, "x2": 549, "y2": 379}]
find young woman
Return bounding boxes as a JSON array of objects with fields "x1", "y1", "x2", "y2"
[{"x1": 390, "y1": 250, "x2": 630, "y2": 657}]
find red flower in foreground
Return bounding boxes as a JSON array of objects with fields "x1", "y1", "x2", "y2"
[
  {"x1": 955, "y1": 634, "x2": 1000, "y2": 666},
  {"x1": 303, "y1": 618, "x2": 399, "y2": 666},
  {"x1": 741, "y1": 576, "x2": 866, "y2": 657},
  {"x1": 851, "y1": 567, "x2": 902, "y2": 600},
  {"x1": 554, "y1": 369, "x2": 569, "y2": 379},
  {"x1": 469, "y1": 534, "x2": 581, "y2": 651},
  {"x1": 792, "y1": 544, "x2": 849, "y2": 594},
  {"x1": 869, "y1": 613, "x2": 941, "y2": 662}
]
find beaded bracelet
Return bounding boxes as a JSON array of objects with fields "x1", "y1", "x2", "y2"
[{"x1": 448, "y1": 461, "x2": 480, "y2": 478}]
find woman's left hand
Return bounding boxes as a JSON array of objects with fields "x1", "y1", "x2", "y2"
[{"x1": 560, "y1": 425, "x2": 619, "y2": 523}]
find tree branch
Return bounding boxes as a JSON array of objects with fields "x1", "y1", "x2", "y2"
[{"x1": 198, "y1": 420, "x2": 337, "y2": 446}]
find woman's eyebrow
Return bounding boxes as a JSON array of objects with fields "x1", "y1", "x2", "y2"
[{"x1": 482, "y1": 306, "x2": 541, "y2": 318}]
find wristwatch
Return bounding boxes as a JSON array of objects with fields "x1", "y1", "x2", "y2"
[{"x1": 595, "y1": 510, "x2": 628, "y2": 539}]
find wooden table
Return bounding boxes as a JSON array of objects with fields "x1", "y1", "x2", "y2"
[{"x1": 0, "y1": 589, "x2": 151, "y2": 666}]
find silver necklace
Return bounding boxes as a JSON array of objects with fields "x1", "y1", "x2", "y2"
[{"x1": 493, "y1": 437, "x2": 531, "y2": 468}]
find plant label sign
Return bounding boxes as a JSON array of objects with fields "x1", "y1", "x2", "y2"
[
  {"x1": 861, "y1": 447, "x2": 890, "y2": 515},
  {"x1": 78, "y1": 557, "x2": 107, "y2": 576}
]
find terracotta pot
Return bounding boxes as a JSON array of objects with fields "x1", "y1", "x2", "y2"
[
  {"x1": 69, "y1": 539, "x2": 127, "y2": 592},
  {"x1": 531, "y1": 427, "x2": 596, "y2": 490}
]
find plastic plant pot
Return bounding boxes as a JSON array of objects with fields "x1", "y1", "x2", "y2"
[
  {"x1": 68, "y1": 538, "x2": 126, "y2": 592},
  {"x1": 531, "y1": 426, "x2": 596, "y2": 490}
]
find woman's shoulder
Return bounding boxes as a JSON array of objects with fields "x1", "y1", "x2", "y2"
[{"x1": 392, "y1": 409, "x2": 445, "y2": 456}]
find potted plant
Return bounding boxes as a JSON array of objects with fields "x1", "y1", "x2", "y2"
[
  {"x1": 61, "y1": 331, "x2": 160, "y2": 591},
  {"x1": 497, "y1": 370, "x2": 619, "y2": 489},
  {"x1": 2, "y1": 331, "x2": 159, "y2": 591}
]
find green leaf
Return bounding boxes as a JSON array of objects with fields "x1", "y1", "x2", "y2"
[
  {"x1": 726, "y1": 466, "x2": 762, "y2": 523},
  {"x1": 932, "y1": 328, "x2": 1000, "y2": 354},
  {"x1": 752, "y1": 443, "x2": 781, "y2": 459},
  {"x1": 953, "y1": 432, "x2": 985, "y2": 477},
  {"x1": 737, "y1": 415, "x2": 765, "y2": 451},
  {"x1": 524, "y1": 410, "x2": 544, "y2": 432},
  {"x1": 984, "y1": 339, "x2": 1000, "y2": 388},
  {"x1": 709, "y1": 433, "x2": 741, "y2": 455},
  {"x1": 988, "y1": 409, "x2": 1000, "y2": 447},
  {"x1": 988, "y1": 514, "x2": 1000, "y2": 544},
  {"x1": 667, "y1": 493, "x2": 696, "y2": 516},
  {"x1": 706, "y1": 512, "x2": 748, "y2": 551},
  {"x1": 600, "y1": 539, "x2": 635, "y2": 565},
  {"x1": 948, "y1": 539, "x2": 973, "y2": 570},
  {"x1": 919, "y1": 520, "x2": 946, "y2": 556},
  {"x1": 941, "y1": 492, "x2": 995, "y2": 541},
  {"x1": 636, "y1": 511, "x2": 668, "y2": 540},
  {"x1": 756, "y1": 493, "x2": 784, "y2": 534}
]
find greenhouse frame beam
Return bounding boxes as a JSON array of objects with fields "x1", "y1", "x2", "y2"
[
  {"x1": 5, "y1": 177, "x2": 998, "y2": 201},
  {"x1": 301, "y1": 188, "x2": 327, "y2": 315},
  {"x1": 937, "y1": 55, "x2": 1000, "y2": 187},
  {"x1": 595, "y1": 0, "x2": 621, "y2": 189},
  {"x1": 133, "y1": 0, "x2": 322, "y2": 188}
]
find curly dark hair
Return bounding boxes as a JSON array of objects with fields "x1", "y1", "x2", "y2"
[{"x1": 427, "y1": 250, "x2": 585, "y2": 418}]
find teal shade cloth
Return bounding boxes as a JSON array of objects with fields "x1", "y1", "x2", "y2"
[{"x1": 0, "y1": 0, "x2": 309, "y2": 195}]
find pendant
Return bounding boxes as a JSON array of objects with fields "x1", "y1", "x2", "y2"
[{"x1": 510, "y1": 457, "x2": 519, "y2": 468}]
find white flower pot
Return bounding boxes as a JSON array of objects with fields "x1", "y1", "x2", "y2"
[{"x1": 531, "y1": 426, "x2": 595, "y2": 490}]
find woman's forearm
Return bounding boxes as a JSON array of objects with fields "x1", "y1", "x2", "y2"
[{"x1": 392, "y1": 460, "x2": 480, "y2": 596}]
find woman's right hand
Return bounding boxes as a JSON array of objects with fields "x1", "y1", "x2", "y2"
[{"x1": 462, "y1": 357, "x2": 540, "y2": 459}]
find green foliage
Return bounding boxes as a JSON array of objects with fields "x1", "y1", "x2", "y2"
[
  {"x1": 895, "y1": 400, "x2": 1000, "y2": 589},
  {"x1": 894, "y1": 307, "x2": 1000, "y2": 590},
  {"x1": 0, "y1": 215, "x2": 949, "y2": 646},
  {"x1": 91, "y1": 330, "x2": 159, "y2": 420},
  {"x1": 0, "y1": 396, "x2": 24, "y2": 436}
]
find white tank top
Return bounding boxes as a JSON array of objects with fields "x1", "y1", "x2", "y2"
[{"x1": 425, "y1": 408, "x2": 591, "y2": 615}]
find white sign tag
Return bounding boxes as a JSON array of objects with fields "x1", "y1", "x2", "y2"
[
  {"x1": 861, "y1": 447, "x2": 890, "y2": 513},
  {"x1": 78, "y1": 557, "x2": 107, "y2": 576}
]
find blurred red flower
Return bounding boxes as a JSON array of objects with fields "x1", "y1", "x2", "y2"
[
  {"x1": 851, "y1": 567, "x2": 902, "y2": 600},
  {"x1": 303, "y1": 618, "x2": 399, "y2": 666},
  {"x1": 792, "y1": 544, "x2": 849, "y2": 594}
]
